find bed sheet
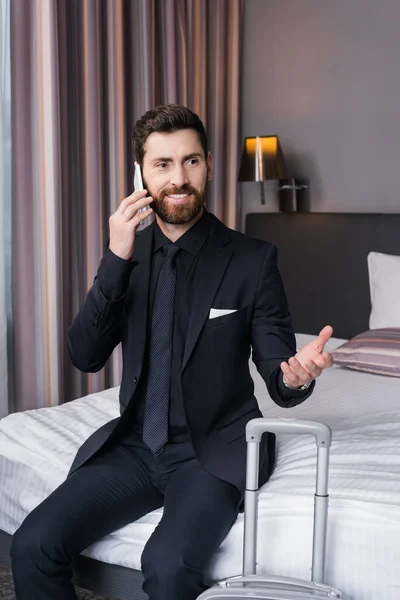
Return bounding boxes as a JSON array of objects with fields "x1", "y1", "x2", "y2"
[{"x1": 1, "y1": 334, "x2": 399, "y2": 600}]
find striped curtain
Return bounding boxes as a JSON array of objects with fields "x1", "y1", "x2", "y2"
[
  {"x1": 9, "y1": 0, "x2": 243, "y2": 413},
  {"x1": 0, "y1": 0, "x2": 11, "y2": 418}
]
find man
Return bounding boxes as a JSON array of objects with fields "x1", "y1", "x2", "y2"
[{"x1": 11, "y1": 104, "x2": 333, "y2": 600}]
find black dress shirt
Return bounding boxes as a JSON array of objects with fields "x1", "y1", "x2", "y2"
[{"x1": 99, "y1": 208, "x2": 310, "y2": 446}]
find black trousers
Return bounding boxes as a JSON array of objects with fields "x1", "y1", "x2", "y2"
[{"x1": 10, "y1": 432, "x2": 241, "y2": 600}]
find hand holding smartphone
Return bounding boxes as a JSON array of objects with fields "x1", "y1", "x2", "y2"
[{"x1": 109, "y1": 162, "x2": 152, "y2": 259}]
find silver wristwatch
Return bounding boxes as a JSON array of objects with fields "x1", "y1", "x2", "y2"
[{"x1": 282, "y1": 376, "x2": 311, "y2": 392}]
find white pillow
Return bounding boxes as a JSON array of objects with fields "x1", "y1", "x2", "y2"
[{"x1": 368, "y1": 251, "x2": 400, "y2": 329}]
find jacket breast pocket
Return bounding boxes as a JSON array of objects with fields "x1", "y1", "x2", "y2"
[{"x1": 204, "y1": 307, "x2": 247, "y2": 329}]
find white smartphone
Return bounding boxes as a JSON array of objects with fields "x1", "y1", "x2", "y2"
[
  {"x1": 134, "y1": 161, "x2": 153, "y2": 230},
  {"x1": 134, "y1": 161, "x2": 144, "y2": 194}
]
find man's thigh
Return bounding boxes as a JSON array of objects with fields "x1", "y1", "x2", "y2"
[
  {"x1": 142, "y1": 458, "x2": 240, "y2": 575},
  {"x1": 13, "y1": 442, "x2": 163, "y2": 560}
]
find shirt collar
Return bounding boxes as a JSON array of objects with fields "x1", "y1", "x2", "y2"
[{"x1": 153, "y1": 207, "x2": 211, "y2": 256}]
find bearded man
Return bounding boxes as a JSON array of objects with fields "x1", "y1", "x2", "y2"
[{"x1": 11, "y1": 104, "x2": 333, "y2": 600}]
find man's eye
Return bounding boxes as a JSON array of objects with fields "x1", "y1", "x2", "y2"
[
  {"x1": 188, "y1": 158, "x2": 199, "y2": 166},
  {"x1": 157, "y1": 162, "x2": 167, "y2": 169}
]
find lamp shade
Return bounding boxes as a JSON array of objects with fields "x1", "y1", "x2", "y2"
[{"x1": 238, "y1": 135, "x2": 290, "y2": 182}]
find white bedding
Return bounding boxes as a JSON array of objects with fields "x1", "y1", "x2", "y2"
[{"x1": 1, "y1": 334, "x2": 400, "y2": 600}]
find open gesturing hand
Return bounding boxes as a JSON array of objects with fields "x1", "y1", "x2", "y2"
[{"x1": 280, "y1": 325, "x2": 334, "y2": 390}]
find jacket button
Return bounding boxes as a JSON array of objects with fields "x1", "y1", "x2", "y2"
[{"x1": 133, "y1": 377, "x2": 138, "y2": 384}]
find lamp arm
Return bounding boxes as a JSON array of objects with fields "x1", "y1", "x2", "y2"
[{"x1": 260, "y1": 181, "x2": 265, "y2": 205}]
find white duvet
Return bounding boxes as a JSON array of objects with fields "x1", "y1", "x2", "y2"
[{"x1": 1, "y1": 334, "x2": 400, "y2": 600}]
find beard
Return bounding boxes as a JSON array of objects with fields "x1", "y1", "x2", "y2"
[{"x1": 146, "y1": 181, "x2": 208, "y2": 225}]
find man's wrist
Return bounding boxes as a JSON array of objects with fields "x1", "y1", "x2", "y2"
[
  {"x1": 97, "y1": 248, "x2": 137, "y2": 301},
  {"x1": 282, "y1": 376, "x2": 312, "y2": 392}
]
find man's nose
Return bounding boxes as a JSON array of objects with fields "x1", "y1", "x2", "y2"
[{"x1": 170, "y1": 164, "x2": 189, "y2": 188}]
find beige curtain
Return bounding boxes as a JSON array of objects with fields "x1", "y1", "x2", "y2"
[{"x1": 10, "y1": 0, "x2": 243, "y2": 413}]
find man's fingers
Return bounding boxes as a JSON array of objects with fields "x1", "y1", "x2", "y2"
[
  {"x1": 281, "y1": 357, "x2": 313, "y2": 388},
  {"x1": 123, "y1": 200, "x2": 153, "y2": 222},
  {"x1": 281, "y1": 347, "x2": 334, "y2": 391},
  {"x1": 288, "y1": 356, "x2": 311, "y2": 379},
  {"x1": 322, "y1": 352, "x2": 334, "y2": 368},
  {"x1": 314, "y1": 325, "x2": 333, "y2": 353},
  {"x1": 118, "y1": 190, "x2": 149, "y2": 215},
  {"x1": 311, "y1": 351, "x2": 333, "y2": 369},
  {"x1": 131, "y1": 207, "x2": 154, "y2": 226},
  {"x1": 280, "y1": 362, "x2": 301, "y2": 388},
  {"x1": 120, "y1": 197, "x2": 153, "y2": 223},
  {"x1": 304, "y1": 360, "x2": 322, "y2": 379}
]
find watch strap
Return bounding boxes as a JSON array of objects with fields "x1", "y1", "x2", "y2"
[{"x1": 282, "y1": 376, "x2": 311, "y2": 392}]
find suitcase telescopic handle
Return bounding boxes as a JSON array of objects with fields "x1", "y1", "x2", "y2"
[
  {"x1": 243, "y1": 417, "x2": 332, "y2": 585},
  {"x1": 245, "y1": 417, "x2": 332, "y2": 446}
]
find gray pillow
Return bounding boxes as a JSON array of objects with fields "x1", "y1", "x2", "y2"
[{"x1": 332, "y1": 328, "x2": 400, "y2": 377}]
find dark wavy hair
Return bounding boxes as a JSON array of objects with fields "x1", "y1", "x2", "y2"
[{"x1": 132, "y1": 104, "x2": 208, "y2": 165}]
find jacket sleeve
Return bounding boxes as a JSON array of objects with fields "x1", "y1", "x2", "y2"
[
  {"x1": 67, "y1": 248, "x2": 137, "y2": 372},
  {"x1": 250, "y1": 244, "x2": 314, "y2": 408}
]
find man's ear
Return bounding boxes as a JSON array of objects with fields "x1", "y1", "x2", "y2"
[{"x1": 207, "y1": 152, "x2": 213, "y2": 181}]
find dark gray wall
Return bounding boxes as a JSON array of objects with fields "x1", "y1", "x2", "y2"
[{"x1": 240, "y1": 0, "x2": 400, "y2": 229}]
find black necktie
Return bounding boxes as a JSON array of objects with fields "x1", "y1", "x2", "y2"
[{"x1": 142, "y1": 243, "x2": 180, "y2": 455}]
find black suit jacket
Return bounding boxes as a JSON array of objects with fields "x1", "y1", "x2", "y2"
[{"x1": 67, "y1": 213, "x2": 313, "y2": 495}]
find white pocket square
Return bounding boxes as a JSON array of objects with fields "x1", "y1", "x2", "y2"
[{"x1": 209, "y1": 308, "x2": 238, "y2": 320}]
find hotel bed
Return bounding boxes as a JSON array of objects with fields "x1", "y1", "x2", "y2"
[{"x1": 1, "y1": 213, "x2": 399, "y2": 600}]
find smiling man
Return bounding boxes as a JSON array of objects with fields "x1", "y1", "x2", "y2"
[
  {"x1": 10, "y1": 104, "x2": 333, "y2": 600},
  {"x1": 142, "y1": 131, "x2": 209, "y2": 226}
]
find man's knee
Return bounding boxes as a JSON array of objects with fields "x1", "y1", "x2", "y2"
[
  {"x1": 11, "y1": 521, "x2": 41, "y2": 577},
  {"x1": 11, "y1": 514, "x2": 62, "y2": 571},
  {"x1": 141, "y1": 538, "x2": 180, "y2": 581},
  {"x1": 141, "y1": 537, "x2": 202, "y2": 586}
]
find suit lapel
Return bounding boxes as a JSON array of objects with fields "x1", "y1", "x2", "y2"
[
  {"x1": 128, "y1": 223, "x2": 154, "y2": 374},
  {"x1": 182, "y1": 216, "x2": 233, "y2": 372}
]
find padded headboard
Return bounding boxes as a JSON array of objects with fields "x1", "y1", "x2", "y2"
[{"x1": 245, "y1": 213, "x2": 400, "y2": 340}]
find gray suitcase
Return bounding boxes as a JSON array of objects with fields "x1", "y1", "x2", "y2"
[{"x1": 197, "y1": 418, "x2": 352, "y2": 599}]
